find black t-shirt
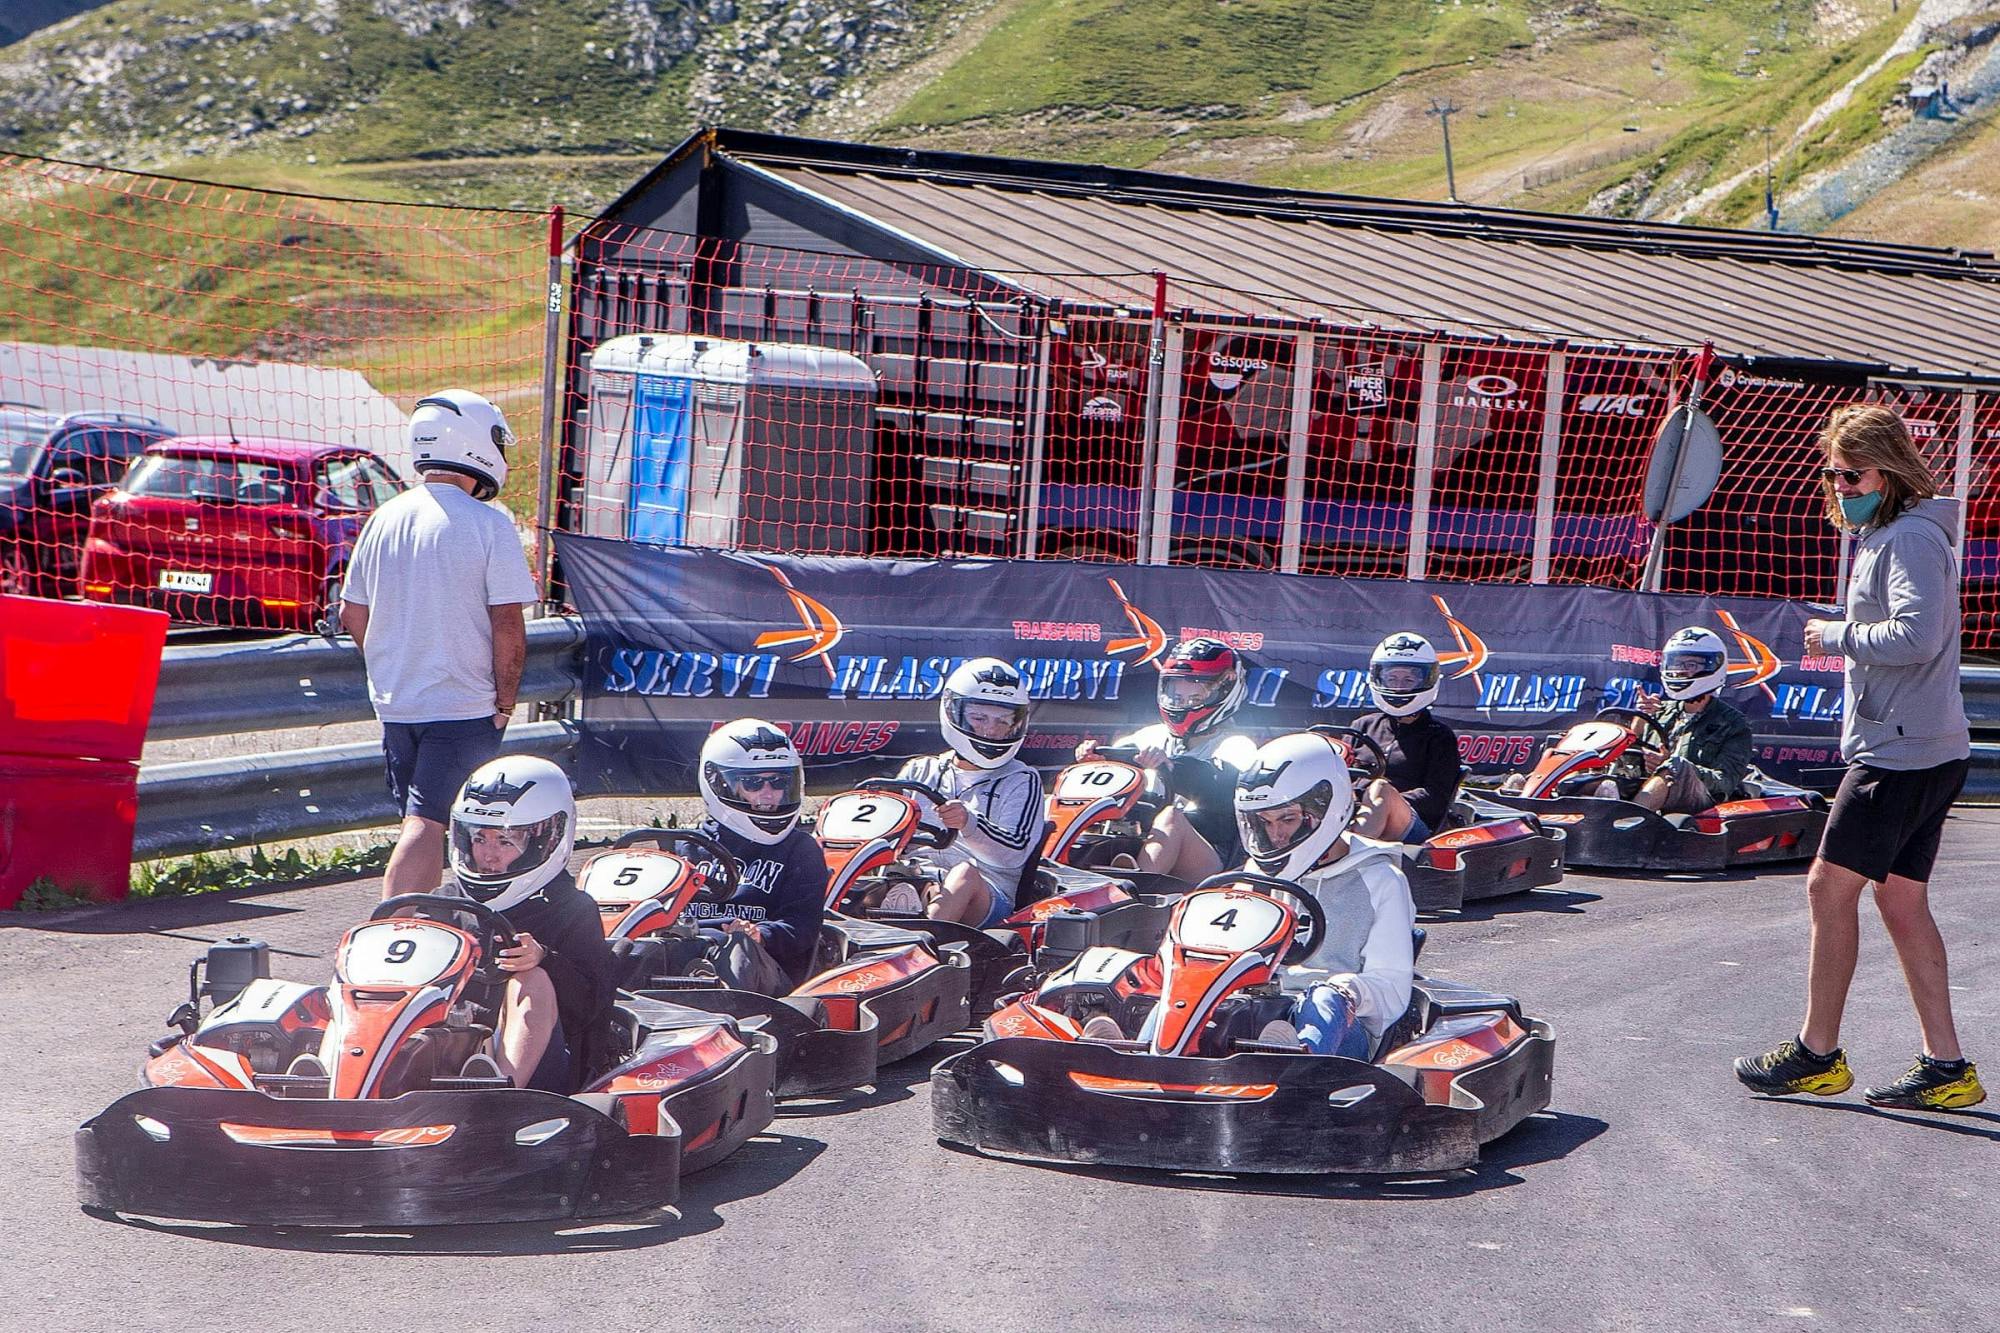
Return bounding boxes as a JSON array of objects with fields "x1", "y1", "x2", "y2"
[
  {"x1": 461, "y1": 869, "x2": 617, "y2": 1070},
  {"x1": 684, "y1": 819, "x2": 830, "y2": 988},
  {"x1": 1353, "y1": 709, "x2": 1463, "y2": 830}
]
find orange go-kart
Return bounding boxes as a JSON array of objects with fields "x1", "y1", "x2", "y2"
[
  {"x1": 579, "y1": 827, "x2": 972, "y2": 1096},
  {"x1": 933, "y1": 872, "x2": 1555, "y2": 1174},
  {"x1": 1484, "y1": 707, "x2": 1828, "y2": 871},
  {"x1": 1321, "y1": 727, "x2": 1566, "y2": 911},
  {"x1": 815, "y1": 775, "x2": 1173, "y2": 1013},
  {"x1": 76, "y1": 894, "x2": 776, "y2": 1227}
]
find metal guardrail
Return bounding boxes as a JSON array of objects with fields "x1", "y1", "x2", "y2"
[
  {"x1": 134, "y1": 720, "x2": 577, "y2": 861},
  {"x1": 146, "y1": 616, "x2": 585, "y2": 740}
]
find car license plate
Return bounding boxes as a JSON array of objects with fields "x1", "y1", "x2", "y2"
[{"x1": 158, "y1": 570, "x2": 213, "y2": 593}]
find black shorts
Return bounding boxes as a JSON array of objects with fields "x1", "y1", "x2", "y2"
[
  {"x1": 382, "y1": 716, "x2": 505, "y2": 824},
  {"x1": 1817, "y1": 758, "x2": 1970, "y2": 884}
]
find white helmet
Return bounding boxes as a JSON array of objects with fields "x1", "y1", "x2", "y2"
[
  {"x1": 939, "y1": 657, "x2": 1032, "y2": 768},
  {"x1": 699, "y1": 719, "x2": 804, "y2": 845},
  {"x1": 449, "y1": 756, "x2": 574, "y2": 912},
  {"x1": 1368, "y1": 631, "x2": 1441, "y2": 718},
  {"x1": 1660, "y1": 625, "x2": 1729, "y2": 701},
  {"x1": 1234, "y1": 732, "x2": 1356, "y2": 881},
  {"x1": 409, "y1": 388, "x2": 513, "y2": 501}
]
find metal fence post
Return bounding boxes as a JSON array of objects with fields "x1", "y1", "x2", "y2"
[
  {"x1": 1532, "y1": 348, "x2": 1565, "y2": 584},
  {"x1": 1135, "y1": 272, "x2": 1169, "y2": 564},
  {"x1": 1146, "y1": 325, "x2": 1185, "y2": 566},
  {"x1": 1019, "y1": 309, "x2": 1052, "y2": 559},
  {"x1": 535, "y1": 204, "x2": 567, "y2": 599},
  {"x1": 1282, "y1": 329, "x2": 1314, "y2": 574},
  {"x1": 1407, "y1": 341, "x2": 1443, "y2": 581},
  {"x1": 1958, "y1": 386, "x2": 1975, "y2": 569}
]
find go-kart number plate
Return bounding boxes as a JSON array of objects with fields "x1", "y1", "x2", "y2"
[
  {"x1": 1559, "y1": 720, "x2": 1632, "y2": 752},
  {"x1": 1053, "y1": 761, "x2": 1143, "y2": 802},
  {"x1": 581, "y1": 851, "x2": 689, "y2": 902},
  {"x1": 1176, "y1": 891, "x2": 1287, "y2": 951},
  {"x1": 158, "y1": 569, "x2": 213, "y2": 593},
  {"x1": 817, "y1": 792, "x2": 917, "y2": 843},
  {"x1": 340, "y1": 921, "x2": 467, "y2": 986}
]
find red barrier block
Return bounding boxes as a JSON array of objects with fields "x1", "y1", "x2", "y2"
[{"x1": 0, "y1": 594, "x2": 167, "y2": 907}]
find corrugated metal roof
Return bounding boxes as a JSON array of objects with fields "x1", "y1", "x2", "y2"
[{"x1": 661, "y1": 131, "x2": 2000, "y2": 382}]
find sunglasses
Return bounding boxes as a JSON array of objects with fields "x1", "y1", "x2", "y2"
[
  {"x1": 1820, "y1": 466, "x2": 1869, "y2": 485},
  {"x1": 734, "y1": 773, "x2": 791, "y2": 793}
]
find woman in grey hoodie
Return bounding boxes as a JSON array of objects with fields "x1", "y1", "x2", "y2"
[{"x1": 1735, "y1": 405, "x2": 1983, "y2": 1111}]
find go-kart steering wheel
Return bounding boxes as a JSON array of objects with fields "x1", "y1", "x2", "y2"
[
  {"x1": 610, "y1": 827, "x2": 743, "y2": 899},
  {"x1": 1190, "y1": 871, "x2": 1329, "y2": 967},
  {"x1": 857, "y1": 777, "x2": 959, "y2": 850},
  {"x1": 1088, "y1": 743, "x2": 1178, "y2": 802},
  {"x1": 373, "y1": 893, "x2": 519, "y2": 983},
  {"x1": 1310, "y1": 725, "x2": 1388, "y2": 786},
  {"x1": 1594, "y1": 705, "x2": 1671, "y2": 755}
]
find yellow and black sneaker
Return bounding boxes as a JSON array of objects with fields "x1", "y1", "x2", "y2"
[
  {"x1": 1864, "y1": 1056, "x2": 1987, "y2": 1111},
  {"x1": 1734, "y1": 1038, "x2": 1855, "y2": 1097}
]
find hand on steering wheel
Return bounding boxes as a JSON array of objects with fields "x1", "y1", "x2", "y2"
[
  {"x1": 372, "y1": 893, "x2": 519, "y2": 984},
  {"x1": 1190, "y1": 871, "x2": 1330, "y2": 967},
  {"x1": 1311, "y1": 725, "x2": 1388, "y2": 786},
  {"x1": 858, "y1": 777, "x2": 959, "y2": 849},
  {"x1": 1594, "y1": 705, "x2": 1671, "y2": 756}
]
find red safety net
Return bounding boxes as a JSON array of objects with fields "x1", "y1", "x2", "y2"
[
  {"x1": 559, "y1": 217, "x2": 2000, "y2": 651},
  {"x1": 0, "y1": 154, "x2": 550, "y2": 633},
  {"x1": 7, "y1": 153, "x2": 1998, "y2": 653}
]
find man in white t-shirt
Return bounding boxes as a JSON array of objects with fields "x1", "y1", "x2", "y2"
[{"x1": 340, "y1": 389, "x2": 539, "y2": 897}]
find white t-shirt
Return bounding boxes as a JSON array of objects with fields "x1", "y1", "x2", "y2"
[{"x1": 342, "y1": 482, "x2": 538, "y2": 723}]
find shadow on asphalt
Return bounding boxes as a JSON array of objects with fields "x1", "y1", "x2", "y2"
[
  {"x1": 1764, "y1": 1096, "x2": 2000, "y2": 1143},
  {"x1": 87, "y1": 1131, "x2": 829, "y2": 1254},
  {"x1": 937, "y1": 1109, "x2": 1608, "y2": 1199},
  {"x1": 7, "y1": 888, "x2": 320, "y2": 936},
  {"x1": 775, "y1": 1033, "x2": 972, "y2": 1119},
  {"x1": 1425, "y1": 886, "x2": 1604, "y2": 923}
]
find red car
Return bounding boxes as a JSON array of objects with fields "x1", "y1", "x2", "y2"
[{"x1": 80, "y1": 436, "x2": 404, "y2": 632}]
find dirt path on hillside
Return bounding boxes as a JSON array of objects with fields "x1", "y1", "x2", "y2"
[{"x1": 805, "y1": 0, "x2": 1025, "y2": 138}]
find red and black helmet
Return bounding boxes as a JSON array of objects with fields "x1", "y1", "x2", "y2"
[{"x1": 1157, "y1": 637, "x2": 1247, "y2": 739}]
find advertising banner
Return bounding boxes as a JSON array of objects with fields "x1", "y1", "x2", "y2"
[{"x1": 555, "y1": 533, "x2": 1846, "y2": 797}]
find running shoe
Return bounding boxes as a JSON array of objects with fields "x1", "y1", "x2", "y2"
[
  {"x1": 1733, "y1": 1038, "x2": 1854, "y2": 1096},
  {"x1": 1864, "y1": 1056, "x2": 1987, "y2": 1111}
]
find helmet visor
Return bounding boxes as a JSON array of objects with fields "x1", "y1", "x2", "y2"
[
  {"x1": 1236, "y1": 780, "x2": 1334, "y2": 861},
  {"x1": 1159, "y1": 672, "x2": 1232, "y2": 715},
  {"x1": 451, "y1": 812, "x2": 567, "y2": 901},
  {"x1": 945, "y1": 697, "x2": 1030, "y2": 746},
  {"x1": 704, "y1": 763, "x2": 803, "y2": 821},
  {"x1": 1662, "y1": 648, "x2": 1725, "y2": 685},
  {"x1": 1368, "y1": 659, "x2": 1438, "y2": 700}
]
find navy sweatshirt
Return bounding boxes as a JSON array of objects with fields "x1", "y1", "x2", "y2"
[{"x1": 684, "y1": 819, "x2": 830, "y2": 987}]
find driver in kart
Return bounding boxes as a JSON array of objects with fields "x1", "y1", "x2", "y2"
[
  {"x1": 683, "y1": 719, "x2": 829, "y2": 994},
  {"x1": 886, "y1": 658, "x2": 1045, "y2": 926},
  {"x1": 1075, "y1": 636, "x2": 1257, "y2": 881},
  {"x1": 1629, "y1": 626, "x2": 1753, "y2": 813},
  {"x1": 441, "y1": 756, "x2": 616, "y2": 1091},
  {"x1": 1105, "y1": 731, "x2": 1416, "y2": 1057},
  {"x1": 1348, "y1": 632, "x2": 1464, "y2": 844}
]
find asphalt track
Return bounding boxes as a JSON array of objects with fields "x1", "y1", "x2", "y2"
[{"x1": 7, "y1": 815, "x2": 1998, "y2": 1333}]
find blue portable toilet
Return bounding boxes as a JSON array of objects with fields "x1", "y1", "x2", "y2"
[{"x1": 580, "y1": 333, "x2": 878, "y2": 552}]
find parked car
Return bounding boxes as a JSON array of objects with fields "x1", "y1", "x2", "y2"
[
  {"x1": 79, "y1": 436, "x2": 405, "y2": 632},
  {"x1": 0, "y1": 405, "x2": 174, "y2": 597}
]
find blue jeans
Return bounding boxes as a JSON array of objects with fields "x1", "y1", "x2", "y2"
[
  {"x1": 1401, "y1": 811, "x2": 1433, "y2": 845},
  {"x1": 1293, "y1": 984, "x2": 1370, "y2": 1058}
]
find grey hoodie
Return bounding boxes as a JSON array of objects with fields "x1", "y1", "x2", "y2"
[{"x1": 1825, "y1": 496, "x2": 1970, "y2": 770}]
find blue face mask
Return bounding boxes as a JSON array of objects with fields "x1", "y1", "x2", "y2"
[{"x1": 1839, "y1": 490, "x2": 1883, "y2": 526}]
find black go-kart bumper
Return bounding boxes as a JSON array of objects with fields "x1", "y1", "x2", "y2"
[
  {"x1": 1485, "y1": 793, "x2": 1826, "y2": 871},
  {"x1": 77, "y1": 1087, "x2": 682, "y2": 1227},
  {"x1": 931, "y1": 1027, "x2": 1555, "y2": 1175},
  {"x1": 1405, "y1": 824, "x2": 1567, "y2": 912}
]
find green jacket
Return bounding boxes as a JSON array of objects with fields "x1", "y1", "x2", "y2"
[{"x1": 1657, "y1": 695, "x2": 1752, "y2": 801}]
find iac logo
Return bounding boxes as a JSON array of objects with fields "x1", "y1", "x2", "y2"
[{"x1": 1575, "y1": 393, "x2": 1653, "y2": 417}]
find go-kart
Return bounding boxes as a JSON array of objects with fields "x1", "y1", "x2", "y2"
[
  {"x1": 1484, "y1": 707, "x2": 1828, "y2": 871},
  {"x1": 1324, "y1": 727, "x2": 1566, "y2": 912},
  {"x1": 580, "y1": 827, "x2": 972, "y2": 1096},
  {"x1": 76, "y1": 894, "x2": 776, "y2": 1227},
  {"x1": 933, "y1": 872, "x2": 1555, "y2": 1174},
  {"x1": 813, "y1": 776, "x2": 1165, "y2": 1013}
]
